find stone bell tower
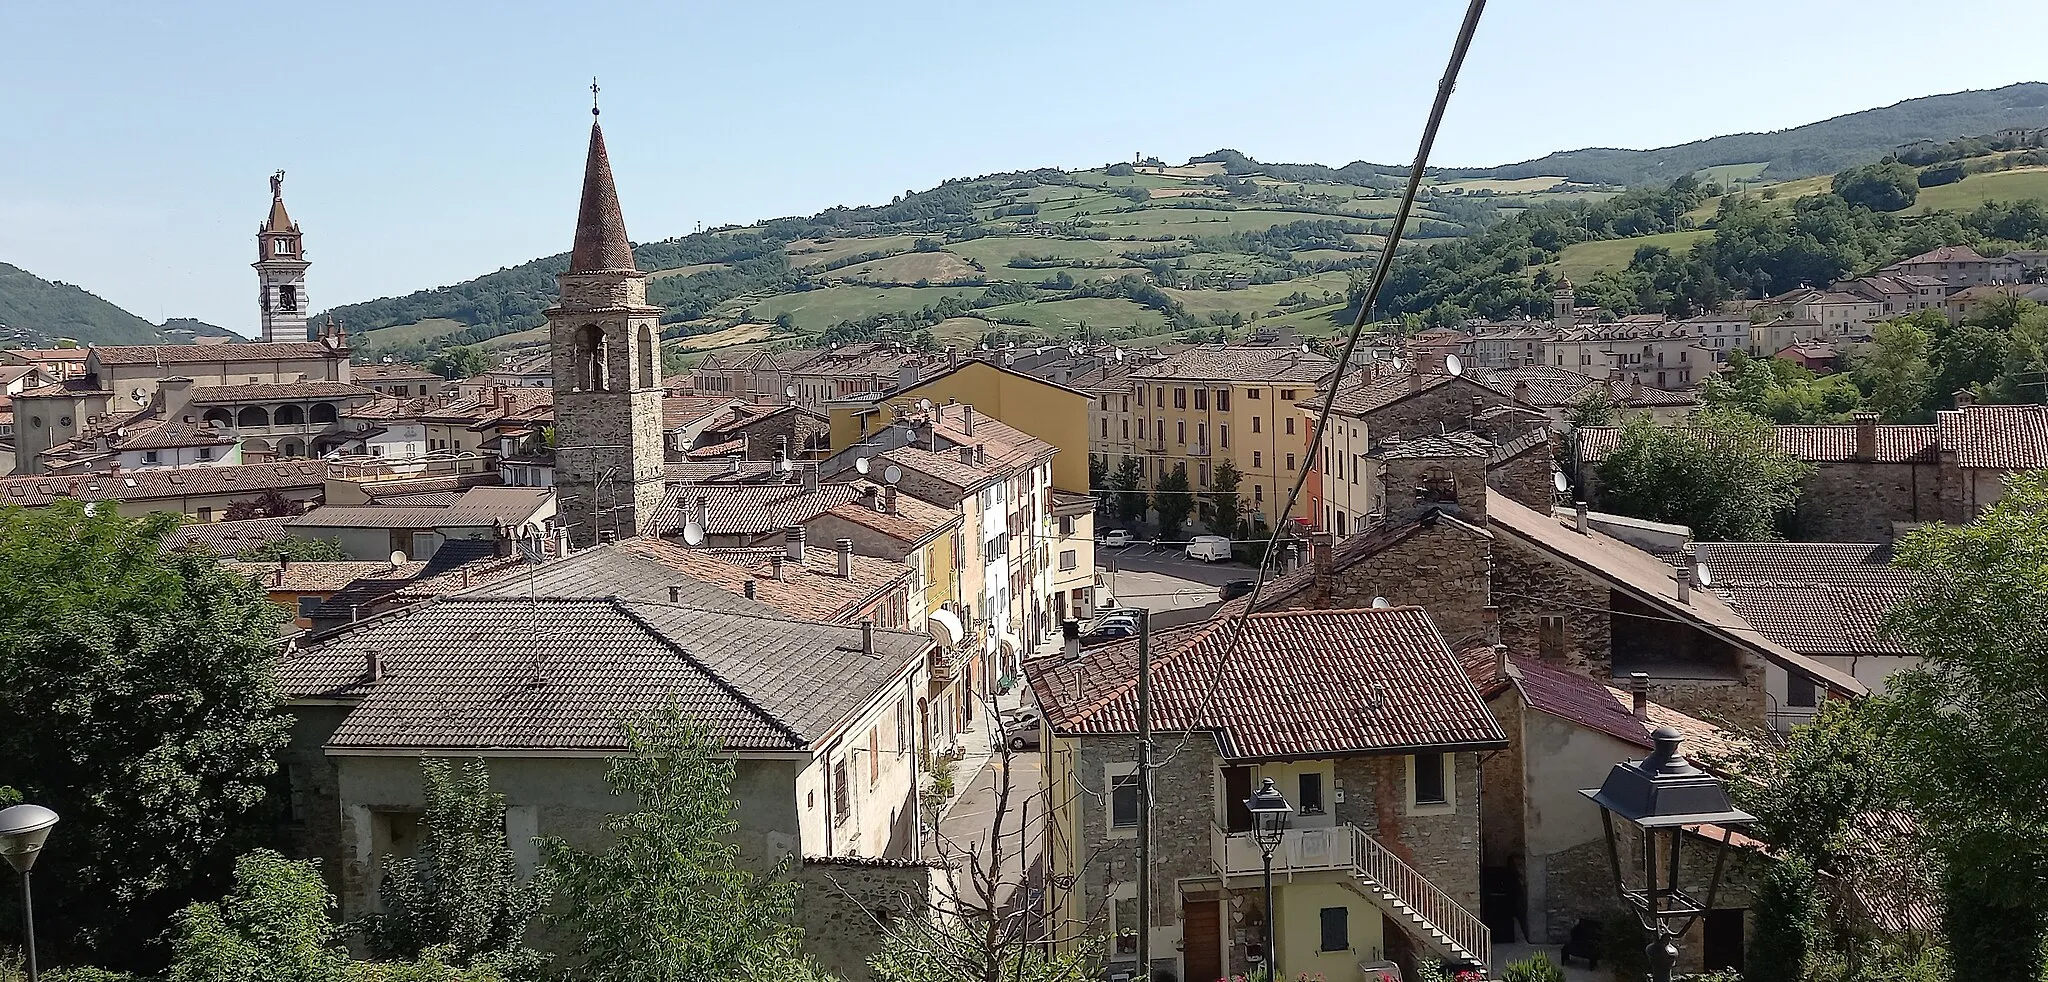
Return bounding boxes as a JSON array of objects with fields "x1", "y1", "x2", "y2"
[
  {"x1": 548, "y1": 106, "x2": 666, "y2": 548},
  {"x1": 255, "y1": 171, "x2": 311, "y2": 342}
]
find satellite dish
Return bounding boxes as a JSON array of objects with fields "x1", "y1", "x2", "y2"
[
  {"x1": 899, "y1": 426, "x2": 917, "y2": 442},
  {"x1": 1371, "y1": 596, "x2": 1391, "y2": 609},
  {"x1": 682, "y1": 521, "x2": 706, "y2": 547},
  {"x1": 129, "y1": 386, "x2": 150, "y2": 406},
  {"x1": 883, "y1": 464, "x2": 902, "y2": 485},
  {"x1": 1445, "y1": 354, "x2": 1465, "y2": 377},
  {"x1": 785, "y1": 385, "x2": 799, "y2": 399},
  {"x1": 1301, "y1": 344, "x2": 1313, "y2": 354},
  {"x1": 389, "y1": 550, "x2": 408, "y2": 566},
  {"x1": 1113, "y1": 349, "x2": 1125, "y2": 362},
  {"x1": 916, "y1": 398, "x2": 933, "y2": 412},
  {"x1": 855, "y1": 456, "x2": 871, "y2": 475},
  {"x1": 1552, "y1": 470, "x2": 1570, "y2": 493},
  {"x1": 777, "y1": 457, "x2": 793, "y2": 474},
  {"x1": 1692, "y1": 561, "x2": 1713, "y2": 588}
]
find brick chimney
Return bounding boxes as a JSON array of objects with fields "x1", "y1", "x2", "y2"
[
  {"x1": 1854, "y1": 410, "x2": 1879, "y2": 462},
  {"x1": 963, "y1": 405, "x2": 977, "y2": 437},
  {"x1": 785, "y1": 525, "x2": 806, "y2": 563},
  {"x1": 837, "y1": 538, "x2": 854, "y2": 577},
  {"x1": 883, "y1": 485, "x2": 899, "y2": 515},
  {"x1": 771, "y1": 553, "x2": 789, "y2": 581},
  {"x1": 1630, "y1": 672, "x2": 1650, "y2": 721},
  {"x1": 959, "y1": 445, "x2": 977, "y2": 465},
  {"x1": 1310, "y1": 532, "x2": 1335, "y2": 607}
]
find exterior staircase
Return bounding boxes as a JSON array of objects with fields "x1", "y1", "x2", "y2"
[
  {"x1": 1210, "y1": 823, "x2": 1492, "y2": 973},
  {"x1": 1347, "y1": 826, "x2": 1492, "y2": 973}
]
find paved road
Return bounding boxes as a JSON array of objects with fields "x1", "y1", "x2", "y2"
[
  {"x1": 936, "y1": 751, "x2": 1045, "y2": 916},
  {"x1": 1094, "y1": 543, "x2": 1264, "y2": 618}
]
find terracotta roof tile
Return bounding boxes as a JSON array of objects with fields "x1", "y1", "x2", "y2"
[
  {"x1": 1575, "y1": 424, "x2": 1938, "y2": 465},
  {"x1": 1936, "y1": 403, "x2": 2048, "y2": 469},
  {"x1": 1028, "y1": 607, "x2": 1505, "y2": 759},
  {"x1": 1130, "y1": 345, "x2": 1334, "y2": 384},
  {"x1": 90, "y1": 341, "x2": 342, "y2": 366},
  {"x1": 566, "y1": 121, "x2": 636, "y2": 273},
  {"x1": 0, "y1": 460, "x2": 327, "y2": 507}
]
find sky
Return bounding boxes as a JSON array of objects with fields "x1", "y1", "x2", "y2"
[{"x1": 4, "y1": 0, "x2": 2045, "y2": 335}]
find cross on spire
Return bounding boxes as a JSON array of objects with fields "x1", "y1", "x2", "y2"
[{"x1": 590, "y1": 77, "x2": 600, "y2": 117}]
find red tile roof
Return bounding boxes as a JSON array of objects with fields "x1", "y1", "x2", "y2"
[
  {"x1": 1465, "y1": 649, "x2": 1745, "y2": 763},
  {"x1": 1575, "y1": 423, "x2": 1938, "y2": 465},
  {"x1": 1027, "y1": 607, "x2": 1505, "y2": 759},
  {"x1": 1936, "y1": 403, "x2": 2048, "y2": 469}
]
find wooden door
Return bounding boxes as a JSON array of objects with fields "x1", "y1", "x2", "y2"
[
  {"x1": 1223, "y1": 766, "x2": 1253, "y2": 833},
  {"x1": 1182, "y1": 899, "x2": 1221, "y2": 982}
]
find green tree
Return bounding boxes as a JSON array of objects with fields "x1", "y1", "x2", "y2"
[
  {"x1": 1594, "y1": 410, "x2": 1814, "y2": 540},
  {"x1": 233, "y1": 537, "x2": 349, "y2": 562},
  {"x1": 543, "y1": 709, "x2": 823, "y2": 982},
  {"x1": 0, "y1": 503, "x2": 293, "y2": 970},
  {"x1": 1111, "y1": 456, "x2": 1147, "y2": 526},
  {"x1": 1566, "y1": 387, "x2": 1616, "y2": 431},
  {"x1": 1700, "y1": 351, "x2": 1863, "y2": 423},
  {"x1": 1154, "y1": 462, "x2": 1193, "y2": 541},
  {"x1": 166, "y1": 850, "x2": 349, "y2": 982},
  {"x1": 869, "y1": 919, "x2": 1098, "y2": 982},
  {"x1": 1089, "y1": 455, "x2": 1111, "y2": 516},
  {"x1": 1885, "y1": 471, "x2": 2048, "y2": 981},
  {"x1": 1830, "y1": 162, "x2": 1919, "y2": 212},
  {"x1": 1850, "y1": 315, "x2": 1937, "y2": 421},
  {"x1": 425, "y1": 346, "x2": 490, "y2": 381},
  {"x1": 359, "y1": 760, "x2": 546, "y2": 979},
  {"x1": 1205, "y1": 457, "x2": 1244, "y2": 538},
  {"x1": 1745, "y1": 857, "x2": 1823, "y2": 982}
]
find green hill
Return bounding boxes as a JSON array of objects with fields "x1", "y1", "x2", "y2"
[
  {"x1": 0, "y1": 262, "x2": 165, "y2": 346},
  {"x1": 1437, "y1": 82, "x2": 2048, "y2": 186}
]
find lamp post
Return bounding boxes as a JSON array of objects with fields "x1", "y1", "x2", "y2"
[
  {"x1": 1581, "y1": 726, "x2": 1753, "y2": 982},
  {"x1": 0, "y1": 804, "x2": 60, "y2": 982},
  {"x1": 1245, "y1": 778, "x2": 1292, "y2": 982}
]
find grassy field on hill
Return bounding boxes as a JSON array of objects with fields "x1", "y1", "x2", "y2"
[
  {"x1": 1908, "y1": 167, "x2": 2048, "y2": 213},
  {"x1": 1549, "y1": 230, "x2": 1713, "y2": 281}
]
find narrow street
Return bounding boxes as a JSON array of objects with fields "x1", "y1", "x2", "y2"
[{"x1": 936, "y1": 748, "x2": 1045, "y2": 922}]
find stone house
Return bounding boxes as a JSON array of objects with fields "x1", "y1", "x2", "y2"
[
  {"x1": 275, "y1": 583, "x2": 937, "y2": 982},
  {"x1": 1466, "y1": 648, "x2": 1768, "y2": 977},
  {"x1": 1878, "y1": 244, "x2": 2024, "y2": 289},
  {"x1": 1263, "y1": 438, "x2": 1864, "y2": 731},
  {"x1": 1578, "y1": 404, "x2": 2048, "y2": 542},
  {"x1": 1029, "y1": 607, "x2": 1507, "y2": 981}
]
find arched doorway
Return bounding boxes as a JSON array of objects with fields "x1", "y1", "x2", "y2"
[{"x1": 277, "y1": 438, "x2": 305, "y2": 458}]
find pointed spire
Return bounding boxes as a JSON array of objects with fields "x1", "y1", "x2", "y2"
[
  {"x1": 264, "y1": 170, "x2": 295, "y2": 232},
  {"x1": 567, "y1": 120, "x2": 635, "y2": 273}
]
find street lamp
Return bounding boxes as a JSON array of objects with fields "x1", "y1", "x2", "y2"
[
  {"x1": 1580, "y1": 726, "x2": 1753, "y2": 982},
  {"x1": 0, "y1": 804, "x2": 60, "y2": 982},
  {"x1": 1245, "y1": 778, "x2": 1292, "y2": 982}
]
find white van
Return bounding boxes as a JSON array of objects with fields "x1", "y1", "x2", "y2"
[{"x1": 1184, "y1": 535, "x2": 1232, "y2": 562}]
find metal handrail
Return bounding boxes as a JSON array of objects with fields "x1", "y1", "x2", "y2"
[{"x1": 1352, "y1": 827, "x2": 1491, "y2": 971}]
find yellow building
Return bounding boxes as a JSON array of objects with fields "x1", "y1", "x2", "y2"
[
  {"x1": 827, "y1": 359, "x2": 1093, "y2": 494},
  {"x1": 1127, "y1": 346, "x2": 1335, "y2": 524}
]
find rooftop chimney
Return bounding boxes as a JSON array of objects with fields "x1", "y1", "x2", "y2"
[
  {"x1": 1512, "y1": 379, "x2": 1531, "y2": 405},
  {"x1": 963, "y1": 405, "x2": 977, "y2": 437},
  {"x1": 883, "y1": 485, "x2": 899, "y2": 515},
  {"x1": 975, "y1": 443, "x2": 987, "y2": 465},
  {"x1": 803, "y1": 464, "x2": 819, "y2": 493},
  {"x1": 1630, "y1": 672, "x2": 1649, "y2": 720},
  {"x1": 1630, "y1": 377, "x2": 1644, "y2": 402},
  {"x1": 365, "y1": 647, "x2": 383, "y2": 683},
  {"x1": 837, "y1": 538, "x2": 854, "y2": 577},
  {"x1": 785, "y1": 525, "x2": 806, "y2": 563},
  {"x1": 744, "y1": 578, "x2": 758, "y2": 599},
  {"x1": 771, "y1": 553, "x2": 789, "y2": 581},
  {"x1": 1407, "y1": 360, "x2": 1424, "y2": 393},
  {"x1": 1676, "y1": 560, "x2": 1692, "y2": 604},
  {"x1": 1953, "y1": 388, "x2": 1977, "y2": 408},
  {"x1": 1854, "y1": 410, "x2": 1879, "y2": 462},
  {"x1": 946, "y1": 345, "x2": 959, "y2": 369},
  {"x1": 959, "y1": 445, "x2": 977, "y2": 465},
  {"x1": 1574, "y1": 500, "x2": 1589, "y2": 534},
  {"x1": 1492, "y1": 643, "x2": 1509, "y2": 682},
  {"x1": 861, "y1": 619, "x2": 875, "y2": 656},
  {"x1": 668, "y1": 585, "x2": 681, "y2": 603}
]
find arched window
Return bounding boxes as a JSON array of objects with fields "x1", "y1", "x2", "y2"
[
  {"x1": 575, "y1": 324, "x2": 606, "y2": 391},
  {"x1": 279, "y1": 285, "x2": 298, "y2": 313},
  {"x1": 203, "y1": 408, "x2": 233, "y2": 427},
  {"x1": 638, "y1": 326, "x2": 656, "y2": 389},
  {"x1": 236, "y1": 406, "x2": 270, "y2": 428},
  {"x1": 273, "y1": 404, "x2": 305, "y2": 426},
  {"x1": 310, "y1": 403, "x2": 337, "y2": 424}
]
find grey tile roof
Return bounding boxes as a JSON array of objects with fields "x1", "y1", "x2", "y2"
[
  {"x1": 647, "y1": 482, "x2": 865, "y2": 537},
  {"x1": 1130, "y1": 345, "x2": 1333, "y2": 384},
  {"x1": 0, "y1": 460, "x2": 328, "y2": 507},
  {"x1": 90, "y1": 341, "x2": 342, "y2": 366},
  {"x1": 1692, "y1": 541, "x2": 1921, "y2": 657},
  {"x1": 281, "y1": 596, "x2": 927, "y2": 752},
  {"x1": 1376, "y1": 431, "x2": 1494, "y2": 459},
  {"x1": 159, "y1": 516, "x2": 296, "y2": 554}
]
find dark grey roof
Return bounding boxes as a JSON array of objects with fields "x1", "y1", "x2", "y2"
[
  {"x1": 160, "y1": 516, "x2": 295, "y2": 554},
  {"x1": 1693, "y1": 541, "x2": 1921, "y2": 657},
  {"x1": 281, "y1": 595, "x2": 930, "y2": 752},
  {"x1": 460, "y1": 545, "x2": 777, "y2": 611}
]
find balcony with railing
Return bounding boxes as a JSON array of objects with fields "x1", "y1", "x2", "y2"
[{"x1": 1209, "y1": 822, "x2": 1492, "y2": 972}]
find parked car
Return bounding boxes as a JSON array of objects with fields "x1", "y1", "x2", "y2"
[
  {"x1": 1084, "y1": 620, "x2": 1140, "y2": 643},
  {"x1": 999, "y1": 707, "x2": 1043, "y2": 751},
  {"x1": 1219, "y1": 578, "x2": 1256, "y2": 602},
  {"x1": 1099, "y1": 529, "x2": 1132, "y2": 548},
  {"x1": 1185, "y1": 535, "x2": 1233, "y2": 562}
]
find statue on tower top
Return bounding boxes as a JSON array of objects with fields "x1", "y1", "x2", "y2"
[{"x1": 270, "y1": 170, "x2": 285, "y2": 198}]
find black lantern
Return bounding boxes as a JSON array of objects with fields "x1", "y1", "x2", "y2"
[
  {"x1": 1244, "y1": 778, "x2": 1291, "y2": 980},
  {"x1": 1580, "y1": 726, "x2": 1753, "y2": 982}
]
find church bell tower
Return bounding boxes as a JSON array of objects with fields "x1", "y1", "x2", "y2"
[
  {"x1": 548, "y1": 96, "x2": 666, "y2": 548},
  {"x1": 255, "y1": 171, "x2": 311, "y2": 342}
]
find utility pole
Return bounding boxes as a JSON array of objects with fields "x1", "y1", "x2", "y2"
[{"x1": 1134, "y1": 607, "x2": 1152, "y2": 982}]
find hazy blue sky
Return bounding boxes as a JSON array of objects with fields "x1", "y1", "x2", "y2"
[{"x1": 5, "y1": 0, "x2": 2043, "y2": 334}]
